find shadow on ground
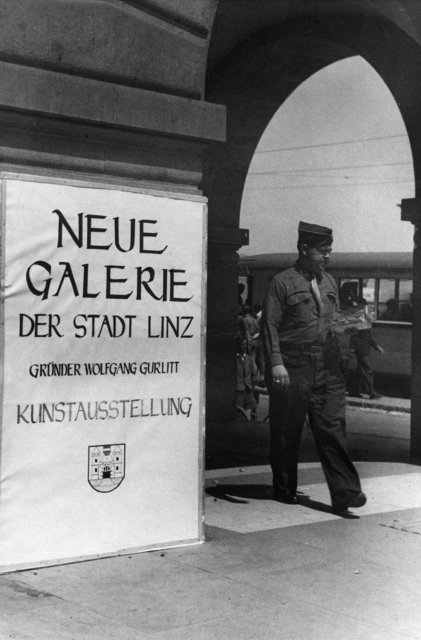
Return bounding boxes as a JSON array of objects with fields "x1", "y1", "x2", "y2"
[{"x1": 205, "y1": 483, "x2": 361, "y2": 518}]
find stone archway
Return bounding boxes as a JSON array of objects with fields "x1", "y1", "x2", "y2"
[{"x1": 203, "y1": 11, "x2": 421, "y2": 456}]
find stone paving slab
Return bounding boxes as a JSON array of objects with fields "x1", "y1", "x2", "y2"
[
  {"x1": 11, "y1": 552, "x2": 287, "y2": 636},
  {"x1": 0, "y1": 597, "x2": 149, "y2": 640},
  {"x1": 147, "y1": 598, "x2": 407, "y2": 640}
]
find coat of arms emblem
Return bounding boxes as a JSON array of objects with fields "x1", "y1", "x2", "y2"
[{"x1": 88, "y1": 444, "x2": 126, "y2": 493}]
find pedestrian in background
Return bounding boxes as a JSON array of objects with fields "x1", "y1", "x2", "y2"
[
  {"x1": 349, "y1": 325, "x2": 384, "y2": 399},
  {"x1": 236, "y1": 334, "x2": 257, "y2": 421},
  {"x1": 261, "y1": 221, "x2": 366, "y2": 516}
]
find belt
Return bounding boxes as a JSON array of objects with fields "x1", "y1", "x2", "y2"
[{"x1": 279, "y1": 337, "x2": 335, "y2": 352}]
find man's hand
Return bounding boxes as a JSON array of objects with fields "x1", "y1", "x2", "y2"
[
  {"x1": 376, "y1": 345, "x2": 385, "y2": 354},
  {"x1": 271, "y1": 364, "x2": 290, "y2": 390}
]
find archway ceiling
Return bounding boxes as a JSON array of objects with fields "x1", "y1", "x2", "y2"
[{"x1": 208, "y1": 0, "x2": 421, "y2": 72}]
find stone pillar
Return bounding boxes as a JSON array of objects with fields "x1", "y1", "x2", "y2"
[
  {"x1": 206, "y1": 225, "x2": 249, "y2": 425},
  {"x1": 401, "y1": 197, "x2": 421, "y2": 458}
]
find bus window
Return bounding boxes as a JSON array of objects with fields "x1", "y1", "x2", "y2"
[
  {"x1": 339, "y1": 279, "x2": 359, "y2": 308},
  {"x1": 378, "y1": 279, "x2": 399, "y2": 320},
  {"x1": 362, "y1": 278, "x2": 375, "y2": 320},
  {"x1": 362, "y1": 279, "x2": 375, "y2": 304},
  {"x1": 398, "y1": 279, "x2": 413, "y2": 322}
]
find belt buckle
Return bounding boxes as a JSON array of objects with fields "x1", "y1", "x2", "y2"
[{"x1": 309, "y1": 344, "x2": 322, "y2": 353}]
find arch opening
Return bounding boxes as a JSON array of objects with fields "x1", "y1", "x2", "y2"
[
  {"x1": 240, "y1": 55, "x2": 414, "y2": 258},
  {"x1": 203, "y1": 14, "x2": 421, "y2": 451}
]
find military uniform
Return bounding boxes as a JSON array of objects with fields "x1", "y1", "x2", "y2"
[{"x1": 261, "y1": 222, "x2": 364, "y2": 512}]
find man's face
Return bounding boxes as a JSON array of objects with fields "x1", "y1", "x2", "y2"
[{"x1": 303, "y1": 242, "x2": 332, "y2": 275}]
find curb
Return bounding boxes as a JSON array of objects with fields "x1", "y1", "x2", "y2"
[{"x1": 346, "y1": 399, "x2": 410, "y2": 413}]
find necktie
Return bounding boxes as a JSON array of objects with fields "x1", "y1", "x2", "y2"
[{"x1": 310, "y1": 278, "x2": 323, "y2": 316}]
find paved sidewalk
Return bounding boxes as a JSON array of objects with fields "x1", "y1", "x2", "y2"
[{"x1": 1, "y1": 455, "x2": 421, "y2": 639}]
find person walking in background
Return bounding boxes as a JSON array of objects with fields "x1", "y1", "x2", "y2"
[
  {"x1": 242, "y1": 303, "x2": 261, "y2": 376},
  {"x1": 261, "y1": 221, "x2": 366, "y2": 516},
  {"x1": 236, "y1": 334, "x2": 257, "y2": 421},
  {"x1": 349, "y1": 325, "x2": 384, "y2": 399},
  {"x1": 338, "y1": 284, "x2": 385, "y2": 399},
  {"x1": 243, "y1": 304, "x2": 260, "y2": 341}
]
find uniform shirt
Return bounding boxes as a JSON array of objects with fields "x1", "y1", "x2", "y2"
[{"x1": 261, "y1": 260, "x2": 338, "y2": 367}]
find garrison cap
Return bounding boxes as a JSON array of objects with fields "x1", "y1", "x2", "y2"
[{"x1": 297, "y1": 220, "x2": 333, "y2": 248}]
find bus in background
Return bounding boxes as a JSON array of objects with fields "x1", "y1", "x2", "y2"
[{"x1": 238, "y1": 252, "x2": 413, "y2": 396}]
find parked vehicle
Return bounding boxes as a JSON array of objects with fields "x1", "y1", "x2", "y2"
[{"x1": 238, "y1": 252, "x2": 413, "y2": 391}]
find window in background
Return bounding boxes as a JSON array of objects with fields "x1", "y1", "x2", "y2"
[
  {"x1": 362, "y1": 278, "x2": 376, "y2": 320},
  {"x1": 378, "y1": 279, "x2": 399, "y2": 320},
  {"x1": 398, "y1": 279, "x2": 413, "y2": 323},
  {"x1": 339, "y1": 279, "x2": 359, "y2": 308}
]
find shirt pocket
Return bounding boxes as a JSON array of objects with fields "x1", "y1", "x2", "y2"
[
  {"x1": 322, "y1": 289, "x2": 337, "y2": 310},
  {"x1": 286, "y1": 291, "x2": 313, "y2": 325}
]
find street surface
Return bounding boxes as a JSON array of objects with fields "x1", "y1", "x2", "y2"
[{"x1": 206, "y1": 402, "x2": 410, "y2": 470}]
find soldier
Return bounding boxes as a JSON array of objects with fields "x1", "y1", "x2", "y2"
[{"x1": 261, "y1": 221, "x2": 366, "y2": 516}]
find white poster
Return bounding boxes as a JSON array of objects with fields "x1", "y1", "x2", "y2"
[{"x1": 0, "y1": 176, "x2": 206, "y2": 572}]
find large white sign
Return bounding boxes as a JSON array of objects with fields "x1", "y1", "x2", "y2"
[{"x1": 0, "y1": 176, "x2": 206, "y2": 572}]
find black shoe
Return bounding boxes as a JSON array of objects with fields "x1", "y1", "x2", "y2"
[
  {"x1": 332, "y1": 492, "x2": 367, "y2": 515},
  {"x1": 369, "y1": 393, "x2": 383, "y2": 399},
  {"x1": 273, "y1": 490, "x2": 299, "y2": 505}
]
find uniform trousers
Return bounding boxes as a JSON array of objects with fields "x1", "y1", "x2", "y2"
[
  {"x1": 354, "y1": 354, "x2": 375, "y2": 396},
  {"x1": 266, "y1": 339, "x2": 362, "y2": 507}
]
